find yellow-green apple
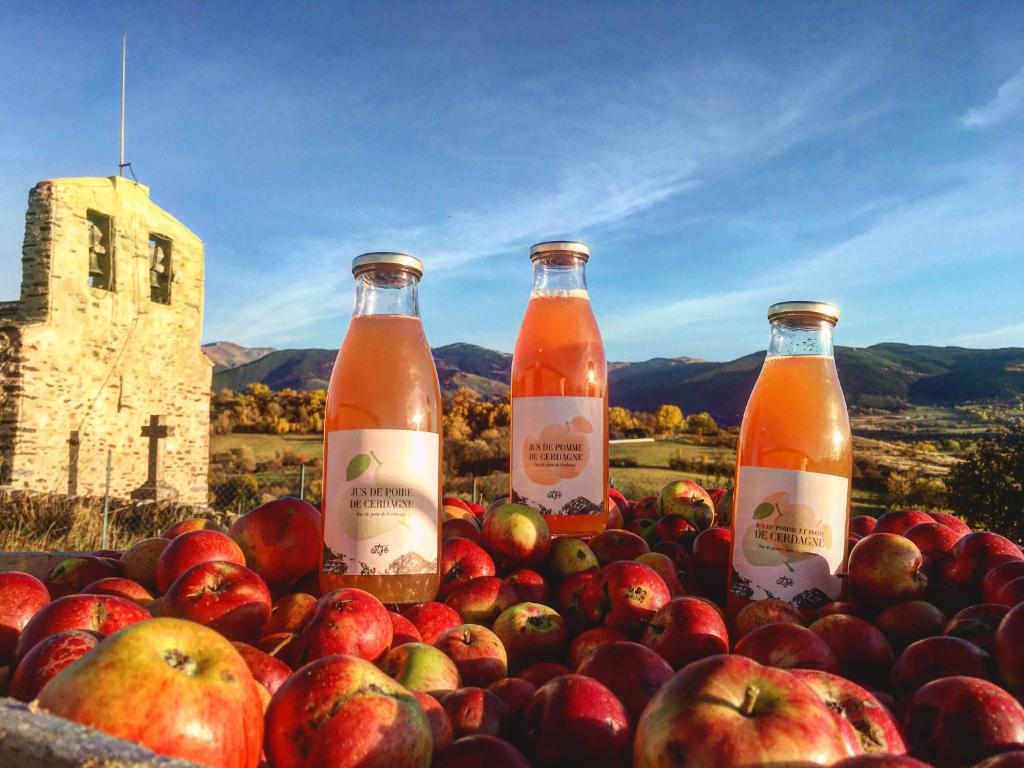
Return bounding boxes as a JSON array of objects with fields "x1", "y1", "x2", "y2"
[
  {"x1": 640, "y1": 596, "x2": 729, "y2": 669},
  {"x1": 713, "y1": 487, "x2": 734, "y2": 527},
  {"x1": 155, "y1": 530, "x2": 245, "y2": 594},
  {"x1": 903, "y1": 676, "x2": 1024, "y2": 767},
  {"x1": 390, "y1": 611, "x2": 423, "y2": 646},
  {"x1": 161, "y1": 561, "x2": 271, "y2": 643},
  {"x1": 576, "y1": 640, "x2": 673, "y2": 722},
  {"x1": 944, "y1": 603, "x2": 1009, "y2": 653},
  {"x1": 231, "y1": 641, "x2": 290, "y2": 696},
  {"x1": 518, "y1": 661, "x2": 572, "y2": 687},
  {"x1": 734, "y1": 598, "x2": 803, "y2": 640},
  {"x1": 265, "y1": 653, "x2": 430, "y2": 768},
  {"x1": 439, "y1": 537, "x2": 496, "y2": 599},
  {"x1": 38, "y1": 618, "x2": 263, "y2": 768},
  {"x1": 492, "y1": 602, "x2": 568, "y2": 670},
  {"x1": 379, "y1": 641, "x2": 461, "y2": 695},
  {"x1": 480, "y1": 504, "x2": 551, "y2": 569},
  {"x1": 940, "y1": 531, "x2": 1023, "y2": 605},
  {"x1": 119, "y1": 537, "x2": 170, "y2": 589},
  {"x1": 14, "y1": 594, "x2": 150, "y2": 662},
  {"x1": 568, "y1": 626, "x2": 628, "y2": 668},
  {"x1": 628, "y1": 518, "x2": 658, "y2": 542},
  {"x1": 809, "y1": 614, "x2": 894, "y2": 689},
  {"x1": 635, "y1": 551, "x2": 685, "y2": 595},
  {"x1": 984, "y1": 561, "x2": 1024, "y2": 604},
  {"x1": 445, "y1": 576, "x2": 518, "y2": 625},
  {"x1": 434, "y1": 735, "x2": 531, "y2": 768},
  {"x1": 292, "y1": 587, "x2": 392, "y2": 664},
  {"x1": 581, "y1": 561, "x2": 670, "y2": 637},
  {"x1": 791, "y1": 668, "x2": 906, "y2": 755},
  {"x1": 691, "y1": 527, "x2": 732, "y2": 602},
  {"x1": 658, "y1": 480, "x2": 716, "y2": 530},
  {"x1": 848, "y1": 533, "x2": 928, "y2": 607},
  {"x1": 504, "y1": 569, "x2": 549, "y2": 604},
  {"x1": 874, "y1": 510, "x2": 934, "y2": 536},
  {"x1": 634, "y1": 654, "x2": 852, "y2": 767},
  {"x1": 589, "y1": 529, "x2": 649, "y2": 565},
  {"x1": 229, "y1": 497, "x2": 320, "y2": 586},
  {"x1": 10, "y1": 629, "x2": 102, "y2": 701},
  {"x1": 81, "y1": 577, "x2": 153, "y2": 605},
  {"x1": 996, "y1": 602, "x2": 1024, "y2": 695},
  {"x1": 434, "y1": 623, "x2": 508, "y2": 687},
  {"x1": 0, "y1": 571, "x2": 50, "y2": 665},
  {"x1": 401, "y1": 601, "x2": 463, "y2": 645},
  {"x1": 545, "y1": 537, "x2": 599, "y2": 581},
  {"x1": 413, "y1": 691, "x2": 453, "y2": 754},
  {"x1": 873, "y1": 601, "x2": 947, "y2": 653},
  {"x1": 266, "y1": 592, "x2": 316, "y2": 635},
  {"x1": 525, "y1": 674, "x2": 632, "y2": 768},
  {"x1": 733, "y1": 622, "x2": 841, "y2": 673},
  {"x1": 441, "y1": 686, "x2": 507, "y2": 738},
  {"x1": 891, "y1": 636, "x2": 993, "y2": 698},
  {"x1": 44, "y1": 556, "x2": 120, "y2": 599}
]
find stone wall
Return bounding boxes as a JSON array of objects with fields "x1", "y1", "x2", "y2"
[{"x1": 0, "y1": 177, "x2": 211, "y2": 504}]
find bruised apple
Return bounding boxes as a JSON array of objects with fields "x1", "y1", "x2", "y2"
[
  {"x1": 14, "y1": 594, "x2": 150, "y2": 662},
  {"x1": 0, "y1": 571, "x2": 50, "y2": 665},
  {"x1": 10, "y1": 629, "x2": 102, "y2": 702},
  {"x1": 291, "y1": 587, "x2": 392, "y2": 665},
  {"x1": 161, "y1": 561, "x2": 272, "y2": 643}
]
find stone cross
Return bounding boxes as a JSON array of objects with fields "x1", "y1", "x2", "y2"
[{"x1": 131, "y1": 415, "x2": 179, "y2": 502}]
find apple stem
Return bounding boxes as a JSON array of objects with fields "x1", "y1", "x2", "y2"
[
  {"x1": 370, "y1": 451, "x2": 382, "y2": 467},
  {"x1": 740, "y1": 685, "x2": 760, "y2": 717}
]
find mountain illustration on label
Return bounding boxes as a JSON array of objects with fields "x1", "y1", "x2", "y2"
[
  {"x1": 522, "y1": 417, "x2": 592, "y2": 485},
  {"x1": 742, "y1": 491, "x2": 833, "y2": 571},
  {"x1": 338, "y1": 450, "x2": 415, "y2": 541}
]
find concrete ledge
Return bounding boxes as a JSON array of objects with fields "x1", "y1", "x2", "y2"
[{"x1": 0, "y1": 698, "x2": 201, "y2": 767}]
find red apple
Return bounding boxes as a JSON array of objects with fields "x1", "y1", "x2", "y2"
[
  {"x1": 119, "y1": 537, "x2": 171, "y2": 590},
  {"x1": 734, "y1": 598, "x2": 804, "y2": 640},
  {"x1": 652, "y1": 540, "x2": 692, "y2": 572},
  {"x1": 634, "y1": 654, "x2": 852, "y2": 767},
  {"x1": 266, "y1": 592, "x2": 316, "y2": 635},
  {"x1": 945, "y1": 603, "x2": 1010, "y2": 653},
  {"x1": 996, "y1": 602, "x2": 1024, "y2": 695},
  {"x1": 658, "y1": 479, "x2": 716, "y2": 530},
  {"x1": 791, "y1": 668, "x2": 906, "y2": 756},
  {"x1": 874, "y1": 601, "x2": 947, "y2": 653},
  {"x1": 291, "y1": 587, "x2": 392, "y2": 665},
  {"x1": 891, "y1": 635, "x2": 993, "y2": 697},
  {"x1": 816, "y1": 601, "x2": 863, "y2": 619},
  {"x1": 480, "y1": 503, "x2": 551, "y2": 569},
  {"x1": 940, "y1": 531, "x2": 1023, "y2": 604},
  {"x1": 998, "y1": 576, "x2": 1024, "y2": 607},
  {"x1": 160, "y1": 517, "x2": 226, "y2": 539},
  {"x1": 545, "y1": 537, "x2": 599, "y2": 581},
  {"x1": 633, "y1": 495, "x2": 660, "y2": 521},
  {"x1": 487, "y1": 676, "x2": 536, "y2": 719},
  {"x1": 518, "y1": 661, "x2": 573, "y2": 688},
  {"x1": 231, "y1": 640, "x2": 291, "y2": 696},
  {"x1": 265, "y1": 652, "x2": 431, "y2": 768},
  {"x1": 833, "y1": 757, "x2": 930, "y2": 767},
  {"x1": 434, "y1": 623, "x2": 508, "y2": 687},
  {"x1": 810, "y1": 614, "x2": 894, "y2": 689},
  {"x1": 568, "y1": 626, "x2": 629, "y2": 668},
  {"x1": 441, "y1": 686, "x2": 507, "y2": 738},
  {"x1": 434, "y1": 735, "x2": 531, "y2": 768},
  {"x1": 581, "y1": 561, "x2": 670, "y2": 637},
  {"x1": 14, "y1": 594, "x2": 150, "y2": 662},
  {"x1": 228, "y1": 497, "x2": 320, "y2": 586},
  {"x1": 850, "y1": 516, "x2": 878, "y2": 538},
  {"x1": 635, "y1": 551, "x2": 686, "y2": 596},
  {"x1": 492, "y1": 602, "x2": 568, "y2": 670},
  {"x1": 525, "y1": 674, "x2": 632, "y2": 768},
  {"x1": 0, "y1": 571, "x2": 50, "y2": 665},
  {"x1": 9, "y1": 629, "x2": 102, "y2": 701},
  {"x1": 44, "y1": 556, "x2": 121, "y2": 599},
  {"x1": 733, "y1": 622, "x2": 841, "y2": 673},
  {"x1": 927, "y1": 511, "x2": 972, "y2": 537},
  {"x1": 155, "y1": 530, "x2": 245, "y2": 594},
  {"x1": 628, "y1": 518, "x2": 659, "y2": 542},
  {"x1": 413, "y1": 691, "x2": 453, "y2": 754},
  {"x1": 379, "y1": 641, "x2": 461, "y2": 695},
  {"x1": 443, "y1": 515, "x2": 481, "y2": 542},
  {"x1": 903, "y1": 675, "x2": 1024, "y2": 767},
  {"x1": 444, "y1": 496, "x2": 474, "y2": 514},
  {"x1": 640, "y1": 596, "x2": 729, "y2": 669},
  {"x1": 577, "y1": 640, "x2": 673, "y2": 722},
  {"x1": 654, "y1": 515, "x2": 698, "y2": 548},
  {"x1": 161, "y1": 561, "x2": 271, "y2": 644},
  {"x1": 974, "y1": 754, "x2": 1024, "y2": 768},
  {"x1": 390, "y1": 611, "x2": 423, "y2": 646},
  {"x1": 691, "y1": 527, "x2": 731, "y2": 601},
  {"x1": 504, "y1": 569, "x2": 549, "y2": 604},
  {"x1": 875, "y1": 510, "x2": 935, "y2": 536},
  {"x1": 554, "y1": 570, "x2": 596, "y2": 631},
  {"x1": 849, "y1": 533, "x2": 928, "y2": 607},
  {"x1": 81, "y1": 577, "x2": 154, "y2": 605},
  {"x1": 984, "y1": 561, "x2": 1024, "y2": 604},
  {"x1": 401, "y1": 601, "x2": 463, "y2": 645},
  {"x1": 445, "y1": 576, "x2": 518, "y2": 625},
  {"x1": 39, "y1": 618, "x2": 263, "y2": 768},
  {"x1": 903, "y1": 522, "x2": 962, "y2": 564},
  {"x1": 589, "y1": 529, "x2": 649, "y2": 565},
  {"x1": 439, "y1": 537, "x2": 496, "y2": 599}
]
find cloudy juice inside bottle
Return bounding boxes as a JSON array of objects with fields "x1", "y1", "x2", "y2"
[
  {"x1": 727, "y1": 301, "x2": 852, "y2": 620},
  {"x1": 511, "y1": 241, "x2": 608, "y2": 537},
  {"x1": 320, "y1": 252, "x2": 442, "y2": 604}
]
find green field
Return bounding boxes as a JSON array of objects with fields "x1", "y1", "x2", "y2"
[{"x1": 211, "y1": 433, "x2": 323, "y2": 462}]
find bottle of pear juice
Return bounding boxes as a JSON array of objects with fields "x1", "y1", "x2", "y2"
[
  {"x1": 320, "y1": 252, "x2": 442, "y2": 605},
  {"x1": 727, "y1": 301, "x2": 853, "y2": 620},
  {"x1": 510, "y1": 241, "x2": 609, "y2": 538}
]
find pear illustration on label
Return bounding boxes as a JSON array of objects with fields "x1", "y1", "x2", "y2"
[
  {"x1": 742, "y1": 491, "x2": 833, "y2": 572},
  {"x1": 339, "y1": 450, "x2": 414, "y2": 541},
  {"x1": 522, "y1": 417, "x2": 593, "y2": 486}
]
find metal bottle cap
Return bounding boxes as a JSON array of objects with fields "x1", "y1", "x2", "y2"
[
  {"x1": 528, "y1": 241, "x2": 591, "y2": 262},
  {"x1": 351, "y1": 252, "x2": 423, "y2": 278},
  {"x1": 767, "y1": 301, "x2": 840, "y2": 325}
]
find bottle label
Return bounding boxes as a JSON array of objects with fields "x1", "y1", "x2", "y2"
[
  {"x1": 511, "y1": 396, "x2": 604, "y2": 516},
  {"x1": 323, "y1": 429, "x2": 439, "y2": 577},
  {"x1": 730, "y1": 465, "x2": 849, "y2": 610}
]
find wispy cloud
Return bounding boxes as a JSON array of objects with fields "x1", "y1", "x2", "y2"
[
  {"x1": 951, "y1": 322, "x2": 1024, "y2": 347},
  {"x1": 960, "y1": 65, "x2": 1024, "y2": 129}
]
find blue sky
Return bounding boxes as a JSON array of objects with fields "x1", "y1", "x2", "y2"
[{"x1": 1, "y1": 2, "x2": 1022, "y2": 361}]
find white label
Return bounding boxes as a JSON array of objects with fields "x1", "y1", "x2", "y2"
[
  {"x1": 511, "y1": 396, "x2": 604, "y2": 516},
  {"x1": 730, "y1": 465, "x2": 849, "y2": 610},
  {"x1": 323, "y1": 429, "x2": 439, "y2": 576}
]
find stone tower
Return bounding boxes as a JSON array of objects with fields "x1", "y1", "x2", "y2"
[{"x1": 0, "y1": 176, "x2": 212, "y2": 505}]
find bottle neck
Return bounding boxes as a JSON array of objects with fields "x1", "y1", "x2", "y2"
[
  {"x1": 767, "y1": 316, "x2": 835, "y2": 358},
  {"x1": 353, "y1": 267, "x2": 421, "y2": 318},
  {"x1": 531, "y1": 254, "x2": 588, "y2": 296}
]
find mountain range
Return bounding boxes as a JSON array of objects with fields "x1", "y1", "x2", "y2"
[{"x1": 203, "y1": 341, "x2": 1024, "y2": 426}]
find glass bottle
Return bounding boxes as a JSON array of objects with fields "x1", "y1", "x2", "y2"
[
  {"x1": 320, "y1": 252, "x2": 442, "y2": 604},
  {"x1": 510, "y1": 241, "x2": 608, "y2": 537},
  {"x1": 727, "y1": 301, "x2": 853, "y2": 618}
]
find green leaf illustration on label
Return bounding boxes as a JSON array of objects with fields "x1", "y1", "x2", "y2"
[
  {"x1": 339, "y1": 453, "x2": 417, "y2": 541},
  {"x1": 346, "y1": 453, "x2": 372, "y2": 481},
  {"x1": 753, "y1": 502, "x2": 777, "y2": 520}
]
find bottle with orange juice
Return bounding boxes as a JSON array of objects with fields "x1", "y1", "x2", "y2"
[
  {"x1": 727, "y1": 301, "x2": 852, "y2": 618},
  {"x1": 320, "y1": 252, "x2": 442, "y2": 604},
  {"x1": 511, "y1": 241, "x2": 608, "y2": 537}
]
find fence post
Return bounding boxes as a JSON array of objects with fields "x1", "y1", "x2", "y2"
[
  {"x1": 299, "y1": 464, "x2": 306, "y2": 501},
  {"x1": 101, "y1": 449, "x2": 112, "y2": 549},
  {"x1": 472, "y1": 476, "x2": 477, "y2": 504}
]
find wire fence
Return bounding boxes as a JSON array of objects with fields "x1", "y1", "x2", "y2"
[{"x1": 209, "y1": 464, "x2": 322, "y2": 515}]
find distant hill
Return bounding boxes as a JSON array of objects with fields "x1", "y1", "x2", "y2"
[
  {"x1": 203, "y1": 341, "x2": 276, "y2": 372},
  {"x1": 211, "y1": 341, "x2": 1024, "y2": 425}
]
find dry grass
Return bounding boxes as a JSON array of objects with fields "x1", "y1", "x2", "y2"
[{"x1": 0, "y1": 491, "x2": 226, "y2": 553}]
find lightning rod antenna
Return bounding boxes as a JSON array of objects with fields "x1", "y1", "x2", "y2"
[{"x1": 119, "y1": 31, "x2": 126, "y2": 176}]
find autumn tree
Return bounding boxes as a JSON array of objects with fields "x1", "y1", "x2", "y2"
[
  {"x1": 654, "y1": 404, "x2": 685, "y2": 435},
  {"x1": 946, "y1": 420, "x2": 1024, "y2": 542}
]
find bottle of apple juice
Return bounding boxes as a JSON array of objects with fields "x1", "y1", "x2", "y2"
[
  {"x1": 727, "y1": 301, "x2": 852, "y2": 619},
  {"x1": 511, "y1": 241, "x2": 608, "y2": 537},
  {"x1": 320, "y1": 252, "x2": 442, "y2": 605}
]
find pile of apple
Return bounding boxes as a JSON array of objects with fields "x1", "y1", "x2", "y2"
[{"x1": 2, "y1": 484, "x2": 1024, "y2": 768}]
